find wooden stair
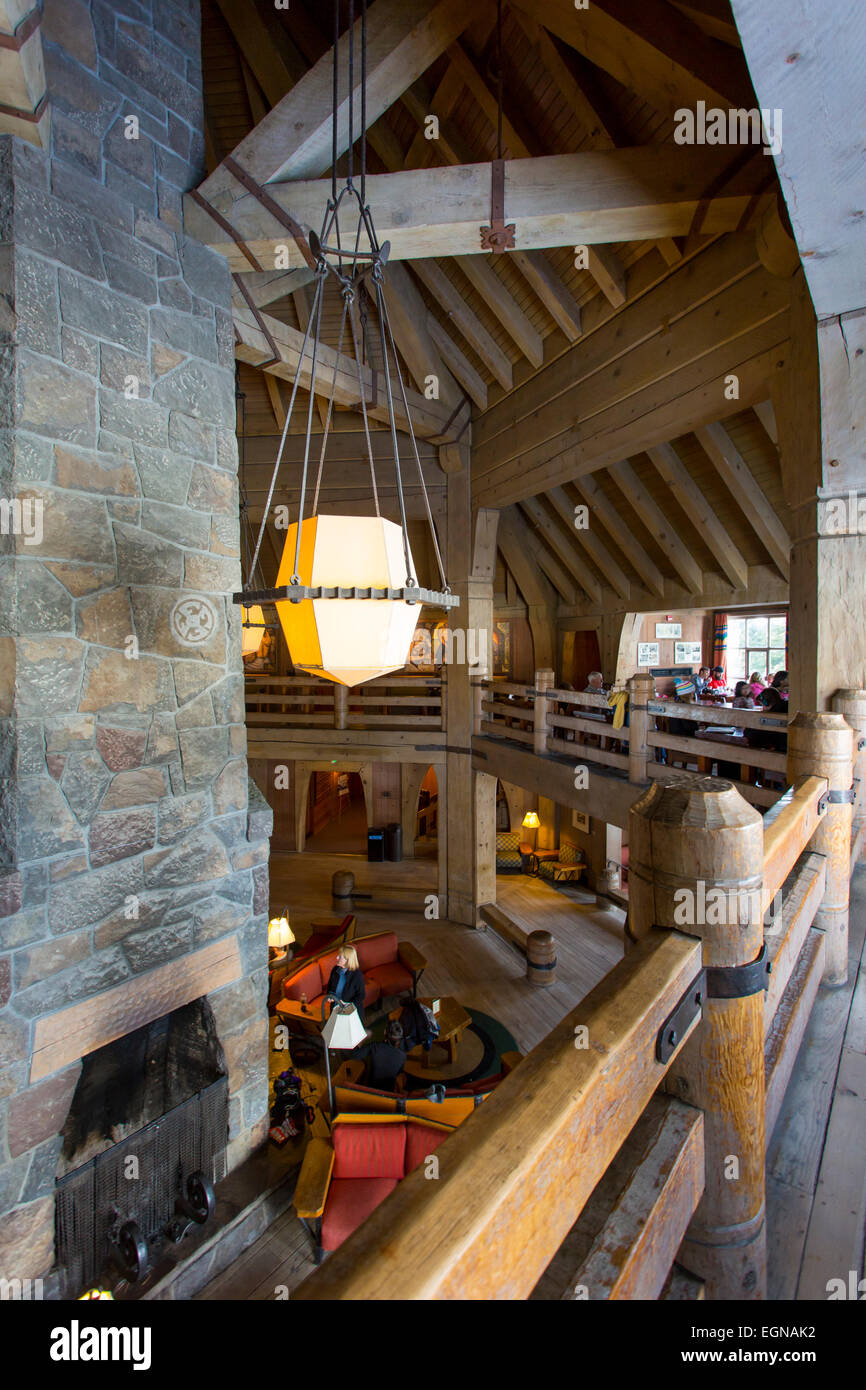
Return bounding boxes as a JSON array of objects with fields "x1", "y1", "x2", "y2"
[
  {"x1": 479, "y1": 902, "x2": 529, "y2": 954},
  {"x1": 530, "y1": 1094, "x2": 704, "y2": 1300}
]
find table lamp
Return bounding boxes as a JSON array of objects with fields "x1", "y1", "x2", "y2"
[
  {"x1": 268, "y1": 910, "x2": 294, "y2": 963},
  {"x1": 320, "y1": 1002, "x2": 368, "y2": 1114}
]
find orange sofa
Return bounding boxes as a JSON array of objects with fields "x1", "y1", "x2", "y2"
[
  {"x1": 276, "y1": 931, "x2": 426, "y2": 1026},
  {"x1": 294, "y1": 1113, "x2": 452, "y2": 1258}
]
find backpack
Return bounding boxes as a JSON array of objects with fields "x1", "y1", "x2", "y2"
[{"x1": 399, "y1": 1000, "x2": 440, "y2": 1051}]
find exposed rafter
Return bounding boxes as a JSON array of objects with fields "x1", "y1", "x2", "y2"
[
  {"x1": 607, "y1": 458, "x2": 704, "y2": 593},
  {"x1": 695, "y1": 422, "x2": 791, "y2": 579},
  {"x1": 646, "y1": 441, "x2": 749, "y2": 590}
]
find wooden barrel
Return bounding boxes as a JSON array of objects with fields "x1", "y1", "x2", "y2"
[
  {"x1": 526, "y1": 930, "x2": 556, "y2": 987},
  {"x1": 332, "y1": 870, "x2": 355, "y2": 910}
]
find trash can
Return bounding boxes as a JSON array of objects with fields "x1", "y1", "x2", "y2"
[
  {"x1": 385, "y1": 821, "x2": 402, "y2": 862},
  {"x1": 367, "y1": 826, "x2": 385, "y2": 862}
]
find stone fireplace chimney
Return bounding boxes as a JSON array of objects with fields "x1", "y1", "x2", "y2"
[{"x1": 0, "y1": 0, "x2": 272, "y2": 1285}]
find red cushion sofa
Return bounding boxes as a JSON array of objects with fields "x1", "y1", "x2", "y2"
[
  {"x1": 294, "y1": 1114, "x2": 452, "y2": 1257},
  {"x1": 276, "y1": 931, "x2": 426, "y2": 1026}
]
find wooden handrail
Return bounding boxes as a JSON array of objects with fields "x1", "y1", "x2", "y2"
[
  {"x1": 761, "y1": 776, "x2": 828, "y2": 915},
  {"x1": 646, "y1": 698, "x2": 787, "y2": 731},
  {"x1": 292, "y1": 929, "x2": 702, "y2": 1301}
]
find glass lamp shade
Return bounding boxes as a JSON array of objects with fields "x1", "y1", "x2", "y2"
[
  {"x1": 268, "y1": 914, "x2": 294, "y2": 950},
  {"x1": 241, "y1": 604, "x2": 266, "y2": 656},
  {"x1": 522, "y1": 811, "x2": 541, "y2": 829},
  {"x1": 275, "y1": 515, "x2": 420, "y2": 687},
  {"x1": 321, "y1": 1003, "x2": 368, "y2": 1050}
]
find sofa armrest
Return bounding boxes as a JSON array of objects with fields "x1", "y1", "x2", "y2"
[
  {"x1": 501, "y1": 1050, "x2": 523, "y2": 1075},
  {"x1": 294, "y1": 1138, "x2": 335, "y2": 1219},
  {"x1": 398, "y1": 941, "x2": 427, "y2": 973},
  {"x1": 332, "y1": 1059, "x2": 365, "y2": 1089}
]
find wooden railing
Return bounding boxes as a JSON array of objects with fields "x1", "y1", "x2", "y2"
[
  {"x1": 292, "y1": 704, "x2": 861, "y2": 1303},
  {"x1": 474, "y1": 674, "x2": 789, "y2": 808},
  {"x1": 245, "y1": 674, "x2": 444, "y2": 732}
]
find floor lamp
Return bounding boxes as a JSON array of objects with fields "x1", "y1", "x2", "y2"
[{"x1": 320, "y1": 1002, "x2": 368, "y2": 1115}]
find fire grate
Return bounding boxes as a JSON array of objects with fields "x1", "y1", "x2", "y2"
[{"x1": 56, "y1": 1076, "x2": 228, "y2": 1296}]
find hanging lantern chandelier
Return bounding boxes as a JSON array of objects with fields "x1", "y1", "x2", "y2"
[{"x1": 233, "y1": 0, "x2": 458, "y2": 687}]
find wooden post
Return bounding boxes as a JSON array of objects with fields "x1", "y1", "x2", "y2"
[
  {"x1": 629, "y1": 777, "x2": 767, "y2": 1300},
  {"x1": 832, "y1": 689, "x2": 866, "y2": 839},
  {"x1": 787, "y1": 712, "x2": 855, "y2": 987},
  {"x1": 526, "y1": 930, "x2": 556, "y2": 987},
  {"x1": 473, "y1": 679, "x2": 486, "y2": 736},
  {"x1": 627, "y1": 673, "x2": 654, "y2": 784},
  {"x1": 534, "y1": 667, "x2": 554, "y2": 755},
  {"x1": 334, "y1": 684, "x2": 348, "y2": 730}
]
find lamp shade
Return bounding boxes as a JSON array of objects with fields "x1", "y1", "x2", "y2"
[
  {"x1": 241, "y1": 604, "x2": 266, "y2": 656},
  {"x1": 522, "y1": 811, "x2": 541, "y2": 829},
  {"x1": 268, "y1": 914, "x2": 294, "y2": 949},
  {"x1": 275, "y1": 515, "x2": 420, "y2": 687},
  {"x1": 321, "y1": 1003, "x2": 368, "y2": 1050}
]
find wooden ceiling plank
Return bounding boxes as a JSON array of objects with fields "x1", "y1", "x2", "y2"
[
  {"x1": 546, "y1": 485, "x2": 631, "y2": 599},
  {"x1": 198, "y1": 0, "x2": 473, "y2": 206},
  {"x1": 497, "y1": 508, "x2": 566, "y2": 608},
  {"x1": 607, "y1": 457, "x2": 704, "y2": 592},
  {"x1": 519, "y1": 495, "x2": 602, "y2": 602},
  {"x1": 574, "y1": 474, "x2": 666, "y2": 596},
  {"x1": 186, "y1": 146, "x2": 771, "y2": 271},
  {"x1": 403, "y1": 65, "x2": 465, "y2": 167},
  {"x1": 412, "y1": 259, "x2": 513, "y2": 391},
  {"x1": 753, "y1": 399, "x2": 779, "y2": 445},
  {"x1": 646, "y1": 441, "x2": 749, "y2": 589},
  {"x1": 508, "y1": 0, "x2": 753, "y2": 120},
  {"x1": 213, "y1": 0, "x2": 305, "y2": 108},
  {"x1": 291, "y1": 284, "x2": 329, "y2": 429},
  {"x1": 264, "y1": 373, "x2": 287, "y2": 431},
  {"x1": 454, "y1": 255, "x2": 544, "y2": 367},
  {"x1": 695, "y1": 422, "x2": 791, "y2": 578}
]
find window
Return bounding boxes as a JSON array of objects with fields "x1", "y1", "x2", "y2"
[{"x1": 726, "y1": 613, "x2": 787, "y2": 684}]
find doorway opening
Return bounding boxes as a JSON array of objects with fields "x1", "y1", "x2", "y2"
[
  {"x1": 415, "y1": 766, "x2": 438, "y2": 861},
  {"x1": 305, "y1": 770, "x2": 368, "y2": 854}
]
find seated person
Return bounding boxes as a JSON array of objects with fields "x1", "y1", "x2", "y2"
[
  {"x1": 770, "y1": 669, "x2": 789, "y2": 700},
  {"x1": 584, "y1": 670, "x2": 607, "y2": 695},
  {"x1": 324, "y1": 944, "x2": 366, "y2": 1024},
  {"x1": 694, "y1": 666, "x2": 711, "y2": 696},
  {"x1": 354, "y1": 1021, "x2": 407, "y2": 1093},
  {"x1": 705, "y1": 666, "x2": 728, "y2": 693},
  {"x1": 732, "y1": 681, "x2": 756, "y2": 709},
  {"x1": 747, "y1": 671, "x2": 765, "y2": 700}
]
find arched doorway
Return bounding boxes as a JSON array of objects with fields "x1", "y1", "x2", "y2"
[
  {"x1": 304, "y1": 770, "x2": 368, "y2": 854},
  {"x1": 414, "y1": 766, "x2": 438, "y2": 861}
]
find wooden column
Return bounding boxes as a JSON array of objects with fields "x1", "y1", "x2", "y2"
[
  {"x1": 444, "y1": 455, "x2": 497, "y2": 924},
  {"x1": 533, "y1": 667, "x2": 554, "y2": 755},
  {"x1": 832, "y1": 689, "x2": 866, "y2": 841},
  {"x1": 629, "y1": 778, "x2": 767, "y2": 1300},
  {"x1": 627, "y1": 673, "x2": 654, "y2": 785},
  {"x1": 334, "y1": 684, "x2": 348, "y2": 730},
  {"x1": 787, "y1": 712, "x2": 855, "y2": 987}
]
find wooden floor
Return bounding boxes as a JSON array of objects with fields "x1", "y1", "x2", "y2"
[
  {"x1": 200, "y1": 852, "x2": 866, "y2": 1301},
  {"x1": 766, "y1": 860, "x2": 866, "y2": 1300}
]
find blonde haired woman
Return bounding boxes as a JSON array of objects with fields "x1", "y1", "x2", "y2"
[{"x1": 324, "y1": 943, "x2": 366, "y2": 1022}]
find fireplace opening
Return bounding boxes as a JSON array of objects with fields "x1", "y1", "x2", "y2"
[{"x1": 55, "y1": 998, "x2": 229, "y2": 1295}]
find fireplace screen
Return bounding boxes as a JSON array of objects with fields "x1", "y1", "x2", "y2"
[{"x1": 55, "y1": 1077, "x2": 228, "y2": 1295}]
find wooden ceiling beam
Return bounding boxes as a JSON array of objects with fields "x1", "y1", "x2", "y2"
[
  {"x1": 454, "y1": 255, "x2": 544, "y2": 368},
  {"x1": 573, "y1": 474, "x2": 666, "y2": 597},
  {"x1": 695, "y1": 422, "x2": 791, "y2": 579},
  {"x1": 196, "y1": 0, "x2": 473, "y2": 209},
  {"x1": 507, "y1": 251, "x2": 582, "y2": 342},
  {"x1": 427, "y1": 315, "x2": 487, "y2": 410},
  {"x1": 646, "y1": 441, "x2": 749, "y2": 590},
  {"x1": 508, "y1": 0, "x2": 753, "y2": 120},
  {"x1": 753, "y1": 400, "x2": 779, "y2": 445},
  {"x1": 607, "y1": 458, "x2": 704, "y2": 592},
  {"x1": 519, "y1": 496, "x2": 602, "y2": 603},
  {"x1": 497, "y1": 508, "x2": 567, "y2": 609},
  {"x1": 586, "y1": 245, "x2": 627, "y2": 309},
  {"x1": 412, "y1": 259, "x2": 513, "y2": 392},
  {"x1": 214, "y1": 0, "x2": 306, "y2": 106},
  {"x1": 546, "y1": 486, "x2": 631, "y2": 599},
  {"x1": 380, "y1": 261, "x2": 464, "y2": 411},
  {"x1": 186, "y1": 146, "x2": 771, "y2": 271},
  {"x1": 232, "y1": 298, "x2": 468, "y2": 443}
]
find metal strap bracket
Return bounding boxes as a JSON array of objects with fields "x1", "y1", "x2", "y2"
[
  {"x1": 656, "y1": 968, "x2": 706, "y2": 1064},
  {"x1": 705, "y1": 945, "x2": 771, "y2": 999},
  {"x1": 480, "y1": 158, "x2": 516, "y2": 252}
]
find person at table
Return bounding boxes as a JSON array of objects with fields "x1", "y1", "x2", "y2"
[
  {"x1": 732, "y1": 681, "x2": 757, "y2": 709},
  {"x1": 745, "y1": 687, "x2": 788, "y2": 787},
  {"x1": 324, "y1": 944, "x2": 366, "y2": 1024},
  {"x1": 747, "y1": 671, "x2": 766, "y2": 700},
  {"x1": 354, "y1": 1021, "x2": 407, "y2": 1093},
  {"x1": 770, "y1": 670, "x2": 789, "y2": 700},
  {"x1": 584, "y1": 671, "x2": 607, "y2": 694},
  {"x1": 694, "y1": 666, "x2": 711, "y2": 696},
  {"x1": 706, "y1": 666, "x2": 727, "y2": 692}
]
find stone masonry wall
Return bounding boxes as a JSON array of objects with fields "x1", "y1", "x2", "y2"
[{"x1": 0, "y1": 0, "x2": 271, "y2": 1282}]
